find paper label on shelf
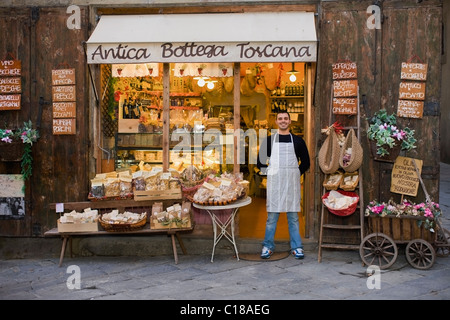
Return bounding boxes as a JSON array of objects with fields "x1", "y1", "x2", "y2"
[
  {"x1": 56, "y1": 203, "x2": 64, "y2": 213},
  {"x1": 161, "y1": 172, "x2": 171, "y2": 180},
  {"x1": 202, "y1": 182, "x2": 216, "y2": 190},
  {"x1": 220, "y1": 178, "x2": 232, "y2": 187}
]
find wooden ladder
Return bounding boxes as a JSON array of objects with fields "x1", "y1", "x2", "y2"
[{"x1": 317, "y1": 86, "x2": 364, "y2": 262}]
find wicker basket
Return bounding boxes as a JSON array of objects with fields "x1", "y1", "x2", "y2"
[
  {"x1": 318, "y1": 127, "x2": 341, "y2": 174},
  {"x1": 180, "y1": 177, "x2": 209, "y2": 200},
  {"x1": 339, "y1": 129, "x2": 363, "y2": 172},
  {"x1": 323, "y1": 172, "x2": 343, "y2": 191},
  {"x1": 99, "y1": 214, "x2": 147, "y2": 232},
  {"x1": 339, "y1": 172, "x2": 359, "y2": 191},
  {"x1": 186, "y1": 192, "x2": 246, "y2": 206}
]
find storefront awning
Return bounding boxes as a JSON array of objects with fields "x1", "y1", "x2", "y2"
[{"x1": 86, "y1": 12, "x2": 317, "y2": 64}]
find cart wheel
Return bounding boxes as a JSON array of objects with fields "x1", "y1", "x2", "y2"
[
  {"x1": 405, "y1": 239, "x2": 436, "y2": 270},
  {"x1": 359, "y1": 233, "x2": 398, "y2": 270}
]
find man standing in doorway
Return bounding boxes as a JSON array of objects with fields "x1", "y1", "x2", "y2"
[{"x1": 257, "y1": 111, "x2": 310, "y2": 259}]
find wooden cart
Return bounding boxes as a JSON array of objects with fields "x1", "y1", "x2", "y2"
[{"x1": 359, "y1": 215, "x2": 449, "y2": 270}]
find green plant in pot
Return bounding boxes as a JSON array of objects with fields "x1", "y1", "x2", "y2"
[
  {"x1": 367, "y1": 109, "x2": 416, "y2": 159},
  {"x1": 0, "y1": 120, "x2": 39, "y2": 182}
]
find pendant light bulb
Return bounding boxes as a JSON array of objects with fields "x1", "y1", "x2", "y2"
[
  {"x1": 207, "y1": 81, "x2": 215, "y2": 90},
  {"x1": 287, "y1": 62, "x2": 298, "y2": 83},
  {"x1": 289, "y1": 74, "x2": 297, "y2": 82},
  {"x1": 197, "y1": 78, "x2": 206, "y2": 87}
]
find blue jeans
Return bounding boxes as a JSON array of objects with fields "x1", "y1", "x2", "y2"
[{"x1": 262, "y1": 212, "x2": 303, "y2": 251}]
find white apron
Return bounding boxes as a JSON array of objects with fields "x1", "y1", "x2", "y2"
[{"x1": 266, "y1": 133, "x2": 301, "y2": 212}]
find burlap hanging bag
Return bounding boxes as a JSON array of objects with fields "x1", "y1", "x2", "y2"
[
  {"x1": 339, "y1": 129, "x2": 363, "y2": 172},
  {"x1": 318, "y1": 127, "x2": 341, "y2": 174}
]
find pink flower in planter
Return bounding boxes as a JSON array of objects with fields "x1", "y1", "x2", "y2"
[
  {"x1": 414, "y1": 203, "x2": 425, "y2": 210},
  {"x1": 373, "y1": 205, "x2": 384, "y2": 214},
  {"x1": 393, "y1": 131, "x2": 404, "y2": 140}
]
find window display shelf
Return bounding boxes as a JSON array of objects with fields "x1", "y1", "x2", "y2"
[{"x1": 270, "y1": 95, "x2": 304, "y2": 99}]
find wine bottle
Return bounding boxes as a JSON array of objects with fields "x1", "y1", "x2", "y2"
[{"x1": 123, "y1": 99, "x2": 130, "y2": 119}]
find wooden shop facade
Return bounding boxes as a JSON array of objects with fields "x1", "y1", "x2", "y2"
[{"x1": 0, "y1": 1, "x2": 444, "y2": 250}]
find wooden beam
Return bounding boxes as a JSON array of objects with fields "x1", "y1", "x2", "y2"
[
  {"x1": 163, "y1": 63, "x2": 170, "y2": 172},
  {"x1": 233, "y1": 62, "x2": 241, "y2": 174},
  {"x1": 304, "y1": 63, "x2": 314, "y2": 238},
  {"x1": 96, "y1": 4, "x2": 317, "y2": 15}
]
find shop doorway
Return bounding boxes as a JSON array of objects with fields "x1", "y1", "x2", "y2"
[{"x1": 236, "y1": 62, "x2": 311, "y2": 240}]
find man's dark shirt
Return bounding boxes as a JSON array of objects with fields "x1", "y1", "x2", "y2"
[{"x1": 257, "y1": 133, "x2": 310, "y2": 175}]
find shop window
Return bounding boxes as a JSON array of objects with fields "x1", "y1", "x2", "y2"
[{"x1": 99, "y1": 62, "x2": 306, "y2": 191}]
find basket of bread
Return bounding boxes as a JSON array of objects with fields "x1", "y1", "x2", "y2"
[
  {"x1": 187, "y1": 172, "x2": 248, "y2": 206},
  {"x1": 99, "y1": 210, "x2": 147, "y2": 232},
  {"x1": 323, "y1": 171, "x2": 344, "y2": 191},
  {"x1": 339, "y1": 171, "x2": 359, "y2": 191}
]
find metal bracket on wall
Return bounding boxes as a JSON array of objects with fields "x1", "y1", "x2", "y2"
[
  {"x1": 31, "y1": 7, "x2": 39, "y2": 23},
  {"x1": 423, "y1": 101, "x2": 440, "y2": 117}
]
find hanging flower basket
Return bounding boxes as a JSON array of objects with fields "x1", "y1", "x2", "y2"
[
  {"x1": 0, "y1": 140, "x2": 24, "y2": 162},
  {"x1": 369, "y1": 140, "x2": 402, "y2": 163},
  {"x1": 0, "y1": 121, "x2": 39, "y2": 181},
  {"x1": 367, "y1": 109, "x2": 416, "y2": 163}
]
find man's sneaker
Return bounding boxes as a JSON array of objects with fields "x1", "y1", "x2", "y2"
[
  {"x1": 292, "y1": 248, "x2": 304, "y2": 259},
  {"x1": 261, "y1": 247, "x2": 273, "y2": 259}
]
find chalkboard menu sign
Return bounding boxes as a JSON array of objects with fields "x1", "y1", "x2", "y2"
[
  {"x1": 0, "y1": 59, "x2": 22, "y2": 110},
  {"x1": 397, "y1": 62, "x2": 427, "y2": 119},
  {"x1": 332, "y1": 61, "x2": 358, "y2": 115},
  {"x1": 51, "y1": 68, "x2": 76, "y2": 135}
]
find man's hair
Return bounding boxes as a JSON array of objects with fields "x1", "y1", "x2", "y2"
[{"x1": 276, "y1": 111, "x2": 290, "y2": 120}]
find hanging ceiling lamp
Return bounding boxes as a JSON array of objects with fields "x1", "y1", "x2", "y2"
[
  {"x1": 194, "y1": 76, "x2": 209, "y2": 87},
  {"x1": 286, "y1": 62, "x2": 299, "y2": 82},
  {"x1": 206, "y1": 79, "x2": 218, "y2": 90}
]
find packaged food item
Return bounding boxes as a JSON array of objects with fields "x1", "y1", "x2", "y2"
[
  {"x1": 151, "y1": 202, "x2": 190, "y2": 227},
  {"x1": 90, "y1": 178, "x2": 105, "y2": 198},
  {"x1": 60, "y1": 208, "x2": 99, "y2": 223},
  {"x1": 181, "y1": 202, "x2": 191, "y2": 220},
  {"x1": 145, "y1": 171, "x2": 160, "y2": 191},
  {"x1": 151, "y1": 202, "x2": 164, "y2": 221},
  {"x1": 104, "y1": 178, "x2": 120, "y2": 197},
  {"x1": 119, "y1": 176, "x2": 133, "y2": 197},
  {"x1": 158, "y1": 172, "x2": 170, "y2": 191},
  {"x1": 101, "y1": 210, "x2": 147, "y2": 224},
  {"x1": 169, "y1": 178, "x2": 180, "y2": 190},
  {"x1": 132, "y1": 171, "x2": 146, "y2": 191}
]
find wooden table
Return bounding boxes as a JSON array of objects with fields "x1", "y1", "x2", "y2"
[
  {"x1": 44, "y1": 224, "x2": 193, "y2": 267},
  {"x1": 193, "y1": 197, "x2": 252, "y2": 262},
  {"x1": 46, "y1": 199, "x2": 193, "y2": 267}
]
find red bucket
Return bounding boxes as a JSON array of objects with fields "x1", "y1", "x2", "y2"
[{"x1": 322, "y1": 190, "x2": 359, "y2": 217}]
